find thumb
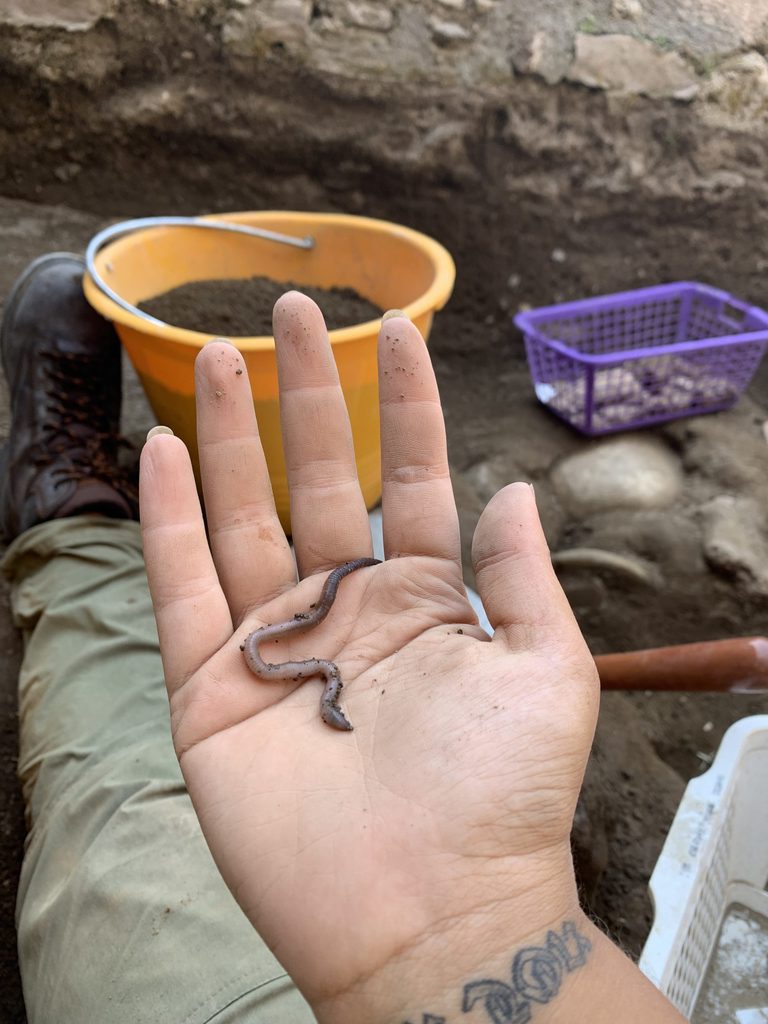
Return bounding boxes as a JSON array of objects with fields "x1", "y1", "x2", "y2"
[{"x1": 472, "y1": 483, "x2": 585, "y2": 652}]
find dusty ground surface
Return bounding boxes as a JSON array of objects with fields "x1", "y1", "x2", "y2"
[{"x1": 0, "y1": 194, "x2": 767, "y2": 1022}]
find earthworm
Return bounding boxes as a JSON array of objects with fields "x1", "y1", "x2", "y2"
[{"x1": 242, "y1": 557, "x2": 381, "y2": 730}]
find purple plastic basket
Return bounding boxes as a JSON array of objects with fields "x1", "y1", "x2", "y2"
[{"x1": 514, "y1": 282, "x2": 768, "y2": 436}]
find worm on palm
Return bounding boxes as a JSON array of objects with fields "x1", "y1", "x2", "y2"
[{"x1": 241, "y1": 558, "x2": 380, "y2": 730}]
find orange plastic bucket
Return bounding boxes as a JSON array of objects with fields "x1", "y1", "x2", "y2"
[{"x1": 83, "y1": 211, "x2": 455, "y2": 532}]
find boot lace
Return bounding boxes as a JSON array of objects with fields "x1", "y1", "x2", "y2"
[{"x1": 33, "y1": 347, "x2": 136, "y2": 498}]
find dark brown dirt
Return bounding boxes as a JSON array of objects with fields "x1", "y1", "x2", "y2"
[{"x1": 139, "y1": 277, "x2": 382, "y2": 336}]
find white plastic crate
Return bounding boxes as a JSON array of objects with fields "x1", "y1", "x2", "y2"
[{"x1": 640, "y1": 715, "x2": 768, "y2": 1021}]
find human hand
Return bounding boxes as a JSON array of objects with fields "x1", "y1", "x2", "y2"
[{"x1": 139, "y1": 293, "x2": 604, "y2": 1023}]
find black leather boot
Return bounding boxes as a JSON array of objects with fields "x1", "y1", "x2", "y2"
[{"x1": 0, "y1": 253, "x2": 138, "y2": 542}]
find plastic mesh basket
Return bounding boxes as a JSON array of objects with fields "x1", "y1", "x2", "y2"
[
  {"x1": 639, "y1": 715, "x2": 768, "y2": 1020},
  {"x1": 514, "y1": 283, "x2": 768, "y2": 435}
]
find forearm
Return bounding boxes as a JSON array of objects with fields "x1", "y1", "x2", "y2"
[
  {"x1": 549, "y1": 916, "x2": 687, "y2": 1024},
  {"x1": 312, "y1": 907, "x2": 686, "y2": 1024}
]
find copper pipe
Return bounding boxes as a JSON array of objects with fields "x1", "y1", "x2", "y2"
[{"x1": 595, "y1": 637, "x2": 768, "y2": 694}]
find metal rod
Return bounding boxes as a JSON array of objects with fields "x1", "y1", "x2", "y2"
[
  {"x1": 85, "y1": 216, "x2": 315, "y2": 328},
  {"x1": 596, "y1": 636, "x2": 768, "y2": 694}
]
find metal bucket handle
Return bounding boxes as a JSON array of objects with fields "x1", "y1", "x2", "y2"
[{"x1": 85, "y1": 216, "x2": 315, "y2": 328}]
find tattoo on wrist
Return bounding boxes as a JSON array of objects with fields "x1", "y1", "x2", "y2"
[{"x1": 403, "y1": 920, "x2": 591, "y2": 1024}]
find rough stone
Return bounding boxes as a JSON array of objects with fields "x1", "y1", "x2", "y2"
[
  {"x1": 0, "y1": 0, "x2": 115, "y2": 31},
  {"x1": 568, "y1": 32, "x2": 699, "y2": 100},
  {"x1": 611, "y1": 0, "x2": 642, "y2": 19},
  {"x1": 700, "y1": 50, "x2": 768, "y2": 128},
  {"x1": 525, "y1": 29, "x2": 571, "y2": 85},
  {"x1": 344, "y1": 1, "x2": 394, "y2": 32},
  {"x1": 665, "y1": 399, "x2": 768, "y2": 495},
  {"x1": 428, "y1": 16, "x2": 471, "y2": 45},
  {"x1": 108, "y1": 84, "x2": 187, "y2": 125},
  {"x1": 701, "y1": 494, "x2": 768, "y2": 598},
  {"x1": 550, "y1": 436, "x2": 683, "y2": 517},
  {"x1": 3, "y1": 0, "x2": 767, "y2": 102},
  {"x1": 222, "y1": 0, "x2": 312, "y2": 55},
  {"x1": 2, "y1": 16, "x2": 120, "y2": 85}
]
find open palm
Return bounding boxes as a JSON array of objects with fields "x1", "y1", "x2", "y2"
[{"x1": 139, "y1": 293, "x2": 599, "y2": 1019}]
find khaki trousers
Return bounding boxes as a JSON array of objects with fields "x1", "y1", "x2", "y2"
[{"x1": 2, "y1": 517, "x2": 314, "y2": 1024}]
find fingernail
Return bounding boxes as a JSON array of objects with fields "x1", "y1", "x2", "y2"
[
  {"x1": 382, "y1": 308, "x2": 407, "y2": 323},
  {"x1": 207, "y1": 336, "x2": 238, "y2": 347},
  {"x1": 146, "y1": 425, "x2": 174, "y2": 441}
]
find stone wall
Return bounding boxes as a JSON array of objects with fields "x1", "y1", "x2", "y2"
[{"x1": 2, "y1": 0, "x2": 768, "y2": 321}]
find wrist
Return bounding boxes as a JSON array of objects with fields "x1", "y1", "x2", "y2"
[
  {"x1": 309, "y1": 844, "x2": 686, "y2": 1024},
  {"x1": 314, "y1": 910, "x2": 685, "y2": 1024},
  {"x1": 311, "y1": 847, "x2": 582, "y2": 1024}
]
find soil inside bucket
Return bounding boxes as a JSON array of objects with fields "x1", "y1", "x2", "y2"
[{"x1": 138, "y1": 276, "x2": 382, "y2": 335}]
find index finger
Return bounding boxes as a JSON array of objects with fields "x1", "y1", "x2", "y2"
[{"x1": 378, "y1": 314, "x2": 461, "y2": 566}]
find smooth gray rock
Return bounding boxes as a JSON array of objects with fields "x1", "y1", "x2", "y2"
[{"x1": 551, "y1": 436, "x2": 683, "y2": 516}]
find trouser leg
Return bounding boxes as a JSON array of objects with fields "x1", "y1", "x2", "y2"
[{"x1": 2, "y1": 516, "x2": 314, "y2": 1024}]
